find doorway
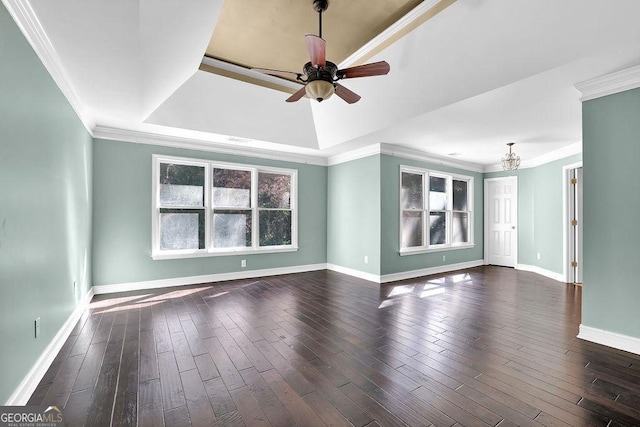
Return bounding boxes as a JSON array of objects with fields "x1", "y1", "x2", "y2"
[
  {"x1": 484, "y1": 176, "x2": 518, "y2": 267},
  {"x1": 564, "y1": 163, "x2": 583, "y2": 284}
]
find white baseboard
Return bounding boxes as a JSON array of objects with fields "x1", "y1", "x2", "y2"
[
  {"x1": 92, "y1": 263, "x2": 327, "y2": 295},
  {"x1": 96, "y1": 261, "x2": 487, "y2": 295},
  {"x1": 578, "y1": 325, "x2": 640, "y2": 356},
  {"x1": 380, "y1": 260, "x2": 484, "y2": 283},
  {"x1": 516, "y1": 264, "x2": 565, "y2": 282},
  {"x1": 6, "y1": 287, "x2": 95, "y2": 405},
  {"x1": 326, "y1": 264, "x2": 381, "y2": 283},
  {"x1": 327, "y1": 260, "x2": 485, "y2": 284}
]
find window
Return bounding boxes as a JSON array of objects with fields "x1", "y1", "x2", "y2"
[
  {"x1": 400, "y1": 166, "x2": 473, "y2": 254},
  {"x1": 153, "y1": 155, "x2": 297, "y2": 259}
]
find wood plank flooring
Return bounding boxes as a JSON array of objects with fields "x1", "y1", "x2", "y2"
[{"x1": 28, "y1": 266, "x2": 640, "y2": 426}]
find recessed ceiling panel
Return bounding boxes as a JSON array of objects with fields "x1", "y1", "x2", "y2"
[
  {"x1": 206, "y1": 0, "x2": 422, "y2": 74},
  {"x1": 145, "y1": 70, "x2": 320, "y2": 150}
]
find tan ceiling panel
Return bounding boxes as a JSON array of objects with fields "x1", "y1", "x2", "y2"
[{"x1": 206, "y1": 0, "x2": 423, "y2": 74}]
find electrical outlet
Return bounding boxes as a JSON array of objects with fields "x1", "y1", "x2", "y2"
[
  {"x1": 34, "y1": 317, "x2": 40, "y2": 339},
  {"x1": 364, "y1": 255, "x2": 368, "y2": 264},
  {"x1": 442, "y1": 255, "x2": 446, "y2": 262},
  {"x1": 241, "y1": 259, "x2": 246, "y2": 268},
  {"x1": 537, "y1": 252, "x2": 541, "y2": 260}
]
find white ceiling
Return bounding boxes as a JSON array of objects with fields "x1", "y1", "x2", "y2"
[{"x1": 15, "y1": 0, "x2": 640, "y2": 168}]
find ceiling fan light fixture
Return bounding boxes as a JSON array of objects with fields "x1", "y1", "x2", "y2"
[{"x1": 305, "y1": 79, "x2": 334, "y2": 102}]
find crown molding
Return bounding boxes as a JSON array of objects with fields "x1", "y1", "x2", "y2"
[
  {"x1": 94, "y1": 125, "x2": 487, "y2": 173},
  {"x1": 92, "y1": 126, "x2": 328, "y2": 166},
  {"x1": 2, "y1": 0, "x2": 94, "y2": 132},
  {"x1": 92, "y1": 126, "x2": 584, "y2": 174},
  {"x1": 327, "y1": 142, "x2": 484, "y2": 173},
  {"x1": 574, "y1": 65, "x2": 640, "y2": 102},
  {"x1": 326, "y1": 143, "x2": 383, "y2": 166},
  {"x1": 522, "y1": 141, "x2": 582, "y2": 169},
  {"x1": 199, "y1": 56, "x2": 302, "y2": 95},
  {"x1": 483, "y1": 142, "x2": 582, "y2": 172},
  {"x1": 379, "y1": 143, "x2": 484, "y2": 172},
  {"x1": 339, "y1": 0, "x2": 456, "y2": 68}
]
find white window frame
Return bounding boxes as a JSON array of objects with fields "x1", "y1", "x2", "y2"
[
  {"x1": 152, "y1": 154, "x2": 298, "y2": 260},
  {"x1": 399, "y1": 165, "x2": 474, "y2": 256}
]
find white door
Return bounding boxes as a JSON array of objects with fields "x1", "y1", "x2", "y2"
[{"x1": 485, "y1": 177, "x2": 518, "y2": 267}]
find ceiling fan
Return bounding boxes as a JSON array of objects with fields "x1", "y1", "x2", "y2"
[{"x1": 252, "y1": 0, "x2": 390, "y2": 104}]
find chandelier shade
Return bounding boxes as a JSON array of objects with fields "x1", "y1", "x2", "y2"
[{"x1": 501, "y1": 142, "x2": 521, "y2": 171}]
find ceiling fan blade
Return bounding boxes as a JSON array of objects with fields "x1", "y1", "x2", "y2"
[
  {"x1": 285, "y1": 86, "x2": 308, "y2": 103},
  {"x1": 334, "y1": 83, "x2": 361, "y2": 104},
  {"x1": 252, "y1": 68, "x2": 301, "y2": 80},
  {"x1": 338, "y1": 61, "x2": 390, "y2": 79},
  {"x1": 305, "y1": 34, "x2": 326, "y2": 67}
]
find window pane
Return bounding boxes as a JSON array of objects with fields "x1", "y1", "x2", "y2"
[
  {"x1": 213, "y1": 210, "x2": 252, "y2": 248},
  {"x1": 401, "y1": 172, "x2": 423, "y2": 209},
  {"x1": 429, "y1": 176, "x2": 447, "y2": 210},
  {"x1": 159, "y1": 209, "x2": 204, "y2": 250},
  {"x1": 259, "y1": 210, "x2": 292, "y2": 246},
  {"x1": 401, "y1": 211, "x2": 423, "y2": 248},
  {"x1": 429, "y1": 212, "x2": 446, "y2": 245},
  {"x1": 258, "y1": 173, "x2": 291, "y2": 208},
  {"x1": 453, "y1": 180, "x2": 468, "y2": 211},
  {"x1": 213, "y1": 169, "x2": 251, "y2": 208},
  {"x1": 159, "y1": 163, "x2": 204, "y2": 207},
  {"x1": 453, "y1": 212, "x2": 469, "y2": 243}
]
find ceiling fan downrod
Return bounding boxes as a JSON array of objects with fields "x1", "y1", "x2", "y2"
[{"x1": 313, "y1": 0, "x2": 329, "y2": 39}]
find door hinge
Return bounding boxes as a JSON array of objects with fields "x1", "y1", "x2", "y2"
[
  {"x1": 571, "y1": 261, "x2": 578, "y2": 268},
  {"x1": 571, "y1": 219, "x2": 578, "y2": 226},
  {"x1": 571, "y1": 178, "x2": 578, "y2": 185}
]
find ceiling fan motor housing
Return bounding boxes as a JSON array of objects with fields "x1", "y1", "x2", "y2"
[
  {"x1": 304, "y1": 61, "x2": 337, "y2": 82},
  {"x1": 303, "y1": 61, "x2": 337, "y2": 101}
]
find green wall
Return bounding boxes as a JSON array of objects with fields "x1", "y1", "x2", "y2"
[
  {"x1": 380, "y1": 155, "x2": 484, "y2": 275},
  {"x1": 0, "y1": 3, "x2": 93, "y2": 404},
  {"x1": 582, "y1": 88, "x2": 640, "y2": 338},
  {"x1": 327, "y1": 154, "x2": 484, "y2": 277},
  {"x1": 92, "y1": 139, "x2": 327, "y2": 286},
  {"x1": 327, "y1": 155, "x2": 381, "y2": 275},
  {"x1": 486, "y1": 153, "x2": 582, "y2": 274},
  {"x1": 8, "y1": 0, "x2": 631, "y2": 401}
]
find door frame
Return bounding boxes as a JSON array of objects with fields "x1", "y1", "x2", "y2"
[
  {"x1": 562, "y1": 161, "x2": 583, "y2": 283},
  {"x1": 484, "y1": 176, "x2": 518, "y2": 266}
]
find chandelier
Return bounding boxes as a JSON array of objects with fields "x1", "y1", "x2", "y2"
[{"x1": 501, "y1": 142, "x2": 521, "y2": 171}]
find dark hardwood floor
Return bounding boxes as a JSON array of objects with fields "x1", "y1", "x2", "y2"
[{"x1": 28, "y1": 266, "x2": 640, "y2": 426}]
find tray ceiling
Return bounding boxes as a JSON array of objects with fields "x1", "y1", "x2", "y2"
[
  {"x1": 10, "y1": 0, "x2": 640, "y2": 167},
  {"x1": 205, "y1": 0, "x2": 423, "y2": 75}
]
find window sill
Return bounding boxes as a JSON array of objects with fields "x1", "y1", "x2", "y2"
[
  {"x1": 152, "y1": 246, "x2": 299, "y2": 260},
  {"x1": 399, "y1": 244, "x2": 474, "y2": 257}
]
